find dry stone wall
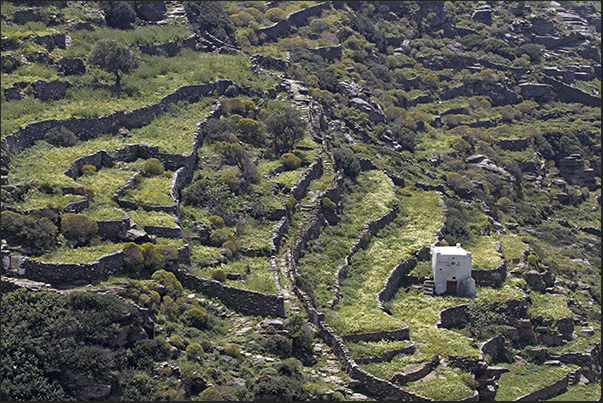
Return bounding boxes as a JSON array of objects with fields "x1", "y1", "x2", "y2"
[
  {"x1": 169, "y1": 266, "x2": 286, "y2": 318},
  {"x1": 1, "y1": 80, "x2": 233, "y2": 169}
]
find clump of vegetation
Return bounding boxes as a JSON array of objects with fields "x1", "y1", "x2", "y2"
[
  {"x1": 61, "y1": 213, "x2": 98, "y2": 246},
  {"x1": 142, "y1": 158, "x2": 165, "y2": 177},
  {"x1": 280, "y1": 152, "x2": 302, "y2": 170},
  {"x1": 87, "y1": 39, "x2": 140, "y2": 87}
]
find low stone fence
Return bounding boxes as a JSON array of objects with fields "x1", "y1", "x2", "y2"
[
  {"x1": 334, "y1": 203, "x2": 400, "y2": 301},
  {"x1": 513, "y1": 371, "x2": 573, "y2": 401},
  {"x1": 64, "y1": 150, "x2": 113, "y2": 179},
  {"x1": 269, "y1": 215, "x2": 290, "y2": 254},
  {"x1": 1, "y1": 79, "x2": 233, "y2": 169},
  {"x1": 377, "y1": 257, "x2": 417, "y2": 310},
  {"x1": 255, "y1": 2, "x2": 331, "y2": 44},
  {"x1": 290, "y1": 154, "x2": 323, "y2": 201},
  {"x1": 169, "y1": 267, "x2": 286, "y2": 318},
  {"x1": 18, "y1": 250, "x2": 125, "y2": 285},
  {"x1": 341, "y1": 327, "x2": 410, "y2": 344},
  {"x1": 97, "y1": 216, "x2": 130, "y2": 241},
  {"x1": 144, "y1": 225, "x2": 182, "y2": 239},
  {"x1": 355, "y1": 343, "x2": 416, "y2": 365},
  {"x1": 472, "y1": 260, "x2": 507, "y2": 287},
  {"x1": 64, "y1": 197, "x2": 89, "y2": 213},
  {"x1": 437, "y1": 297, "x2": 529, "y2": 329},
  {"x1": 390, "y1": 355, "x2": 440, "y2": 386}
]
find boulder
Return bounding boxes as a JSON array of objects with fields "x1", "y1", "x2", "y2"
[
  {"x1": 60, "y1": 57, "x2": 86, "y2": 76},
  {"x1": 31, "y1": 79, "x2": 72, "y2": 101}
]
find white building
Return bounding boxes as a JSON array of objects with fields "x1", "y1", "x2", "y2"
[{"x1": 430, "y1": 243, "x2": 476, "y2": 298}]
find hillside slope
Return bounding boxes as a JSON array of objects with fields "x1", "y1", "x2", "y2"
[{"x1": 1, "y1": 1, "x2": 600, "y2": 401}]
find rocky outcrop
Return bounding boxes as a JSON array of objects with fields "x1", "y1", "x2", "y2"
[
  {"x1": 555, "y1": 154, "x2": 598, "y2": 190},
  {"x1": 59, "y1": 57, "x2": 86, "y2": 76},
  {"x1": 31, "y1": 79, "x2": 72, "y2": 101}
]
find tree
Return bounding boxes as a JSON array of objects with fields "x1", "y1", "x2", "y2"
[
  {"x1": 100, "y1": 1, "x2": 137, "y2": 29},
  {"x1": 183, "y1": 1, "x2": 235, "y2": 42},
  {"x1": 264, "y1": 104, "x2": 306, "y2": 155},
  {"x1": 87, "y1": 40, "x2": 140, "y2": 87}
]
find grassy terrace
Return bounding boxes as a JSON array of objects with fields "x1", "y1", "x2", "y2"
[
  {"x1": 7, "y1": 99, "x2": 212, "y2": 191},
  {"x1": 123, "y1": 174, "x2": 174, "y2": 206},
  {"x1": 128, "y1": 209, "x2": 178, "y2": 228},
  {"x1": 189, "y1": 255, "x2": 277, "y2": 294},
  {"x1": 329, "y1": 187, "x2": 443, "y2": 335},
  {"x1": 295, "y1": 169, "x2": 397, "y2": 310},
  {"x1": 495, "y1": 361, "x2": 580, "y2": 401}
]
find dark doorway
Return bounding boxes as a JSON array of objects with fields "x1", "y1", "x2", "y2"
[{"x1": 446, "y1": 280, "x2": 458, "y2": 294}]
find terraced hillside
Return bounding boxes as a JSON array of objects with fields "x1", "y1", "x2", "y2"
[{"x1": 1, "y1": 1, "x2": 601, "y2": 401}]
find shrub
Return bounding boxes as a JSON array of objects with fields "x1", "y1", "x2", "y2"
[
  {"x1": 186, "y1": 307, "x2": 209, "y2": 330},
  {"x1": 141, "y1": 243, "x2": 165, "y2": 272},
  {"x1": 265, "y1": 7, "x2": 286, "y2": 22},
  {"x1": 198, "y1": 386, "x2": 224, "y2": 401},
  {"x1": 280, "y1": 153, "x2": 302, "y2": 170},
  {"x1": 159, "y1": 245, "x2": 179, "y2": 266},
  {"x1": 208, "y1": 215, "x2": 225, "y2": 229},
  {"x1": 321, "y1": 197, "x2": 336, "y2": 212},
  {"x1": 222, "y1": 239, "x2": 240, "y2": 255},
  {"x1": 44, "y1": 126, "x2": 77, "y2": 147},
  {"x1": 184, "y1": 1, "x2": 235, "y2": 42},
  {"x1": 236, "y1": 118, "x2": 264, "y2": 145},
  {"x1": 1, "y1": 210, "x2": 57, "y2": 253},
  {"x1": 186, "y1": 342, "x2": 204, "y2": 361},
  {"x1": 61, "y1": 213, "x2": 98, "y2": 245},
  {"x1": 181, "y1": 179, "x2": 213, "y2": 206},
  {"x1": 333, "y1": 147, "x2": 360, "y2": 178},
  {"x1": 209, "y1": 229, "x2": 229, "y2": 247},
  {"x1": 100, "y1": 1, "x2": 136, "y2": 29},
  {"x1": 285, "y1": 197, "x2": 298, "y2": 212},
  {"x1": 80, "y1": 164, "x2": 97, "y2": 176},
  {"x1": 211, "y1": 269, "x2": 227, "y2": 282},
  {"x1": 123, "y1": 242, "x2": 144, "y2": 272},
  {"x1": 151, "y1": 269, "x2": 183, "y2": 298},
  {"x1": 224, "y1": 344, "x2": 240, "y2": 358},
  {"x1": 142, "y1": 158, "x2": 165, "y2": 177}
]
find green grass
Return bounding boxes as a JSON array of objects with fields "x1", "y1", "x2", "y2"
[
  {"x1": 33, "y1": 242, "x2": 123, "y2": 263},
  {"x1": 77, "y1": 165, "x2": 136, "y2": 205},
  {"x1": 125, "y1": 174, "x2": 174, "y2": 206},
  {"x1": 467, "y1": 235, "x2": 503, "y2": 270},
  {"x1": 546, "y1": 380, "x2": 601, "y2": 401},
  {"x1": 330, "y1": 188, "x2": 443, "y2": 334},
  {"x1": 128, "y1": 209, "x2": 178, "y2": 228},
  {"x1": 528, "y1": 292, "x2": 573, "y2": 321},
  {"x1": 495, "y1": 361, "x2": 579, "y2": 401},
  {"x1": 10, "y1": 189, "x2": 83, "y2": 211},
  {"x1": 403, "y1": 365, "x2": 476, "y2": 401},
  {"x1": 498, "y1": 233, "x2": 528, "y2": 263},
  {"x1": 83, "y1": 205, "x2": 126, "y2": 221},
  {"x1": 345, "y1": 339, "x2": 414, "y2": 359}
]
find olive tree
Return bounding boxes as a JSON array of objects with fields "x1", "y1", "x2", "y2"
[
  {"x1": 87, "y1": 40, "x2": 140, "y2": 87},
  {"x1": 264, "y1": 103, "x2": 306, "y2": 155}
]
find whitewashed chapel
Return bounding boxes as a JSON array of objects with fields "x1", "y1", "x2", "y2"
[{"x1": 430, "y1": 243, "x2": 476, "y2": 298}]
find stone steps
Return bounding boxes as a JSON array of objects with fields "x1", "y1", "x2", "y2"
[{"x1": 423, "y1": 279, "x2": 434, "y2": 296}]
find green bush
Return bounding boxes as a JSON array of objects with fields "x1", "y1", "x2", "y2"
[
  {"x1": 211, "y1": 269, "x2": 227, "y2": 282},
  {"x1": 198, "y1": 386, "x2": 224, "y2": 401},
  {"x1": 209, "y1": 229, "x2": 229, "y2": 247},
  {"x1": 181, "y1": 178, "x2": 213, "y2": 206},
  {"x1": 80, "y1": 164, "x2": 97, "y2": 176},
  {"x1": 1, "y1": 210, "x2": 57, "y2": 253},
  {"x1": 280, "y1": 152, "x2": 302, "y2": 170},
  {"x1": 159, "y1": 245, "x2": 179, "y2": 266},
  {"x1": 208, "y1": 215, "x2": 225, "y2": 229},
  {"x1": 44, "y1": 126, "x2": 77, "y2": 147},
  {"x1": 285, "y1": 197, "x2": 297, "y2": 212},
  {"x1": 264, "y1": 103, "x2": 306, "y2": 154},
  {"x1": 186, "y1": 307, "x2": 209, "y2": 330},
  {"x1": 142, "y1": 158, "x2": 165, "y2": 177},
  {"x1": 141, "y1": 243, "x2": 165, "y2": 272},
  {"x1": 333, "y1": 147, "x2": 360, "y2": 178},
  {"x1": 123, "y1": 242, "x2": 144, "y2": 272},
  {"x1": 99, "y1": 1, "x2": 136, "y2": 29},
  {"x1": 321, "y1": 197, "x2": 336, "y2": 212},
  {"x1": 185, "y1": 342, "x2": 205, "y2": 361},
  {"x1": 151, "y1": 269, "x2": 183, "y2": 298},
  {"x1": 222, "y1": 239, "x2": 240, "y2": 255},
  {"x1": 224, "y1": 343, "x2": 240, "y2": 358},
  {"x1": 61, "y1": 213, "x2": 98, "y2": 245}
]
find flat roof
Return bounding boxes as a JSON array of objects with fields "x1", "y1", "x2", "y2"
[{"x1": 431, "y1": 245, "x2": 470, "y2": 256}]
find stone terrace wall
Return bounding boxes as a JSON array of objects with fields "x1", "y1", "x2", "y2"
[
  {"x1": 169, "y1": 267, "x2": 286, "y2": 318},
  {"x1": 19, "y1": 250, "x2": 124, "y2": 285},
  {"x1": 377, "y1": 257, "x2": 417, "y2": 309},
  {"x1": 256, "y1": 2, "x2": 331, "y2": 44},
  {"x1": 341, "y1": 327, "x2": 410, "y2": 343},
  {"x1": 438, "y1": 297, "x2": 529, "y2": 329},
  {"x1": 1, "y1": 79, "x2": 233, "y2": 169},
  {"x1": 269, "y1": 215, "x2": 290, "y2": 254},
  {"x1": 290, "y1": 154, "x2": 323, "y2": 201},
  {"x1": 513, "y1": 372, "x2": 571, "y2": 401},
  {"x1": 97, "y1": 216, "x2": 130, "y2": 241}
]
